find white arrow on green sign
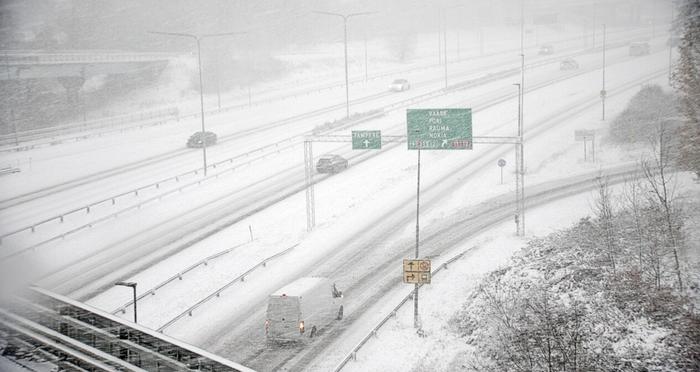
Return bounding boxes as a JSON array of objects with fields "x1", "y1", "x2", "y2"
[
  {"x1": 352, "y1": 130, "x2": 381, "y2": 149},
  {"x1": 407, "y1": 108, "x2": 472, "y2": 150}
]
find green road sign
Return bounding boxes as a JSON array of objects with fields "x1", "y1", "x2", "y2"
[
  {"x1": 407, "y1": 108, "x2": 472, "y2": 150},
  {"x1": 352, "y1": 130, "x2": 381, "y2": 149}
]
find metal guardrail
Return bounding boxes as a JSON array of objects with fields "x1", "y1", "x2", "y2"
[
  {"x1": 157, "y1": 244, "x2": 298, "y2": 332},
  {"x1": 0, "y1": 108, "x2": 180, "y2": 151},
  {"x1": 332, "y1": 249, "x2": 472, "y2": 372},
  {"x1": 0, "y1": 27, "x2": 645, "y2": 153},
  {"x1": 0, "y1": 135, "x2": 299, "y2": 246},
  {"x1": 112, "y1": 240, "x2": 253, "y2": 315},
  {"x1": 0, "y1": 39, "x2": 658, "y2": 253},
  {"x1": 330, "y1": 167, "x2": 654, "y2": 372},
  {"x1": 0, "y1": 166, "x2": 21, "y2": 176},
  {"x1": 0, "y1": 140, "x2": 301, "y2": 259},
  {"x1": 0, "y1": 108, "x2": 386, "y2": 247}
]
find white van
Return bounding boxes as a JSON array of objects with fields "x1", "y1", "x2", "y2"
[{"x1": 265, "y1": 277, "x2": 343, "y2": 343}]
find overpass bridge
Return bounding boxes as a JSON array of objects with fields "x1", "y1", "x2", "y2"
[
  {"x1": 0, "y1": 286, "x2": 254, "y2": 371},
  {"x1": 0, "y1": 50, "x2": 177, "y2": 80},
  {"x1": 0, "y1": 50, "x2": 178, "y2": 104}
]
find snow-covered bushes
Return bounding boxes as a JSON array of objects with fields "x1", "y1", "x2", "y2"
[
  {"x1": 453, "y1": 186, "x2": 699, "y2": 370},
  {"x1": 609, "y1": 85, "x2": 680, "y2": 144}
]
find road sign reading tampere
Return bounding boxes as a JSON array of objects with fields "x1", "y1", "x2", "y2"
[
  {"x1": 407, "y1": 109, "x2": 472, "y2": 150},
  {"x1": 403, "y1": 259, "x2": 431, "y2": 284},
  {"x1": 352, "y1": 130, "x2": 381, "y2": 149}
]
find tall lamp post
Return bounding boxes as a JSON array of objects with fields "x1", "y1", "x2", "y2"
[
  {"x1": 601, "y1": 24, "x2": 607, "y2": 120},
  {"x1": 149, "y1": 31, "x2": 244, "y2": 176},
  {"x1": 115, "y1": 281, "x2": 137, "y2": 323},
  {"x1": 314, "y1": 11, "x2": 374, "y2": 119}
]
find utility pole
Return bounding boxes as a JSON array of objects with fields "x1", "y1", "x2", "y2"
[
  {"x1": 514, "y1": 82, "x2": 523, "y2": 236},
  {"x1": 520, "y1": 0, "x2": 525, "y2": 55},
  {"x1": 414, "y1": 145, "x2": 421, "y2": 329},
  {"x1": 149, "y1": 30, "x2": 245, "y2": 176},
  {"x1": 364, "y1": 35, "x2": 368, "y2": 82},
  {"x1": 443, "y1": 22, "x2": 448, "y2": 89},
  {"x1": 517, "y1": 52, "x2": 526, "y2": 236},
  {"x1": 314, "y1": 11, "x2": 374, "y2": 119},
  {"x1": 669, "y1": 5, "x2": 674, "y2": 84}
]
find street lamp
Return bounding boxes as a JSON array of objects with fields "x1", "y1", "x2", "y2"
[
  {"x1": 149, "y1": 30, "x2": 245, "y2": 176},
  {"x1": 314, "y1": 11, "x2": 375, "y2": 119},
  {"x1": 513, "y1": 82, "x2": 523, "y2": 236},
  {"x1": 115, "y1": 281, "x2": 137, "y2": 323},
  {"x1": 601, "y1": 23, "x2": 607, "y2": 121}
]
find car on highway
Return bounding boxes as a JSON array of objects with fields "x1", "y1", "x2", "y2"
[
  {"x1": 389, "y1": 78, "x2": 410, "y2": 92},
  {"x1": 559, "y1": 58, "x2": 579, "y2": 70},
  {"x1": 629, "y1": 41, "x2": 651, "y2": 56},
  {"x1": 187, "y1": 131, "x2": 217, "y2": 148},
  {"x1": 316, "y1": 154, "x2": 348, "y2": 174},
  {"x1": 538, "y1": 44, "x2": 554, "y2": 55}
]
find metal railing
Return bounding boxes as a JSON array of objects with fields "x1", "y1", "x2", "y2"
[
  {"x1": 332, "y1": 248, "x2": 472, "y2": 372},
  {"x1": 157, "y1": 244, "x2": 298, "y2": 332},
  {"x1": 0, "y1": 51, "x2": 176, "y2": 65},
  {"x1": 1, "y1": 42, "x2": 660, "y2": 253},
  {"x1": 112, "y1": 241, "x2": 253, "y2": 315}
]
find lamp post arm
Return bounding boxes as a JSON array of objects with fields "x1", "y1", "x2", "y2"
[
  {"x1": 200, "y1": 31, "x2": 247, "y2": 39},
  {"x1": 148, "y1": 31, "x2": 197, "y2": 40}
]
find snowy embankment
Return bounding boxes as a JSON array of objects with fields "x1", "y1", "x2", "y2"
[
  {"x1": 321, "y1": 84, "x2": 700, "y2": 371},
  {"x1": 326, "y1": 174, "x2": 699, "y2": 372}
]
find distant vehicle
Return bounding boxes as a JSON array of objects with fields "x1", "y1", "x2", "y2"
[
  {"x1": 538, "y1": 44, "x2": 554, "y2": 55},
  {"x1": 629, "y1": 42, "x2": 651, "y2": 56},
  {"x1": 265, "y1": 277, "x2": 343, "y2": 343},
  {"x1": 559, "y1": 58, "x2": 579, "y2": 70},
  {"x1": 389, "y1": 78, "x2": 410, "y2": 92},
  {"x1": 316, "y1": 154, "x2": 348, "y2": 173},
  {"x1": 187, "y1": 131, "x2": 217, "y2": 148}
]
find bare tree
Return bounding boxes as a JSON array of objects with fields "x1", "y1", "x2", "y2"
[
  {"x1": 592, "y1": 175, "x2": 617, "y2": 273},
  {"x1": 622, "y1": 173, "x2": 646, "y2": 269},
  {"x1": 641, "y1": 122, "x2": 684, "y2": 292}
]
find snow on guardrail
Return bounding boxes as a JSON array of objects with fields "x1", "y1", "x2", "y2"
[{"x1": 156, "y1": 244, "x2": 298, "y2": 332}]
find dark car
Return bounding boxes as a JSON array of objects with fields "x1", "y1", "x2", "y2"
[
  {"x1": 538, "y1": 44, "x2": 554, "y2": 55},
  {"x1": 629, "y1": 42, "x2": 650, "y2": 56},
  {"x1": 316, "y1": 154, "x2": 348, "y2": 173},
  {"x1": 559, "y1": 58, "x2": 579, "y2": 70},
  {"x1": 187, "y1": 131, "x2": 217, "y2": 148}
]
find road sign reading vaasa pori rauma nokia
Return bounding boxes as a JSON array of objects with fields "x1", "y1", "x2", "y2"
[
  {"x1": 407, "y1": 108, "x2": 472, "y2": 150},
  {"x1": 352, "y1": 130, "x2": 381, "y2": 149}
]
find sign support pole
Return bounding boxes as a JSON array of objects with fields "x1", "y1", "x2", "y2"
[{"x1": 414, "y1": 146, "x2": 421, "y2": 329}]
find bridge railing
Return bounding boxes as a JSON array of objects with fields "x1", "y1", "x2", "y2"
[{"x1": 0, "y1": 52, "x2": 177, "y2": 64}]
